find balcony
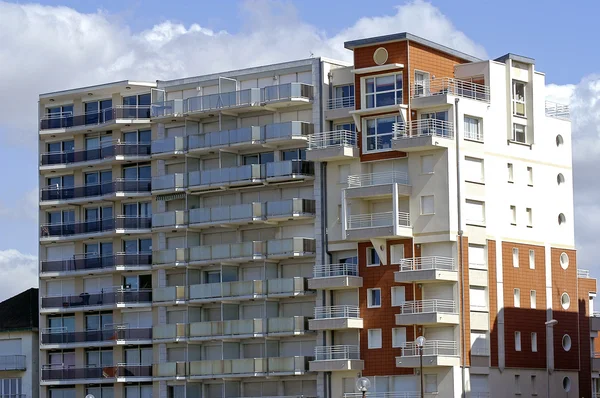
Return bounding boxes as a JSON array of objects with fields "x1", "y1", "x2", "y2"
[
  {"x1": 189, "y1": 164, "x2": 264, "y2": 192},
  {"x1": 309, "y1": 263, "x2": 362, "y2": 290},
  {"x1": 545, "y1": 100, "x2": 570, "y2": 121},
  {"x1": 344, "y1": 394, "x2": 426, "y2": 398},
  {"x1": 189, "y1": 241, "x2": 265, "y2": 265},
  {"x1": 392, "y1": 119, "x2": 454, "y2": 152},
  {"x1": 409, "y1": 78, "x2": 490, "y2": 107},
  {"x1": 154, "y1": 361, "x2": 188, "y2": 379},
  {"x1": 152, "y1": 248, "x2": 189, "y2": 268},
  {"x1": 151, "y1": 173, "x2": 187, "y2": 194},
  {"x1": 394, "y1": 256, "x2": 457, "y2": 284},
  {"x1": 188, "y1": 277, "x2": 308, "y2": 303},
  {"x1": 593, "y1": 353, "x2": 600, "y2": 371},
  {"x1": 40, "y1": 142, "x2": 151, "y2": 170},
  {"x1": 267, "y1": 237, "x2": 316, "y2": 259},
  {"x1": 309, "y1": 305, "x2": 362, "y2": 330},
  {"x1": 40, "y1": 288, "x2": 152, "y2": 313},
  {"x1": 188, "y1": 356, "x2": 310, "y2": 379},
  {"x1": 189, "y1": 203, "x2": 264, "y2": 228},
  {"x1": 345, "y1": 211, "x2": 411, "y2": 240},
  {"x1": 306, "y1": 130, "x2": 359, "y2": 161},
  {"x1": 152, "y1": 210, "x2": 188, "y2": 230},
  {"x1": 395, "y1": 300, "x2": 459, "y2": 326},
  {"x1": 265, "y1": 160, "x2": 315, "y2": 183},
  {"x1": 153, "y1": 286, "x2": 187, "y2": 304},
  {"x1": 396, "y1": 340, "x2": 459, "y2": 367},
  {"x1": 153, "y1": 323, "x2": 189, "y2": 342},
  {"x1": 189, "y1": 316, "x2": 308, "y2": 341},
  {"x1": 40, "y1": 217, "x2": 152, "y2": 242},
  {"x1": 41, "y1": 327, "x2": 152, "y2": 348},
  {"x1": 40, "y1": 179, "x2": 151, "y2": 205},
  {"x1": 578, "y1": 268, "x2": 591, "y2": 278},
  {"x1": 151, "y1": 136, "x2": 187, "y2": 158},
  {"x1": 264, "y1": 198, "x2": 316, "y2": 222},
  {"x1": 325, "y1": 96, "x2": 355, "y2": 120},
  {"x1": 41, "y1": 364, "x2": 152, "y2": 383},
  {"x1": 309, "y1": 345, "x2": 363, "y2": 372},
  {"x1": 40, "y1": 253, "x2": 152, "y2": 277},
  {"x1": 0, "y1": 355, "x2": 26, "y2": 371},
  {"x1": 346, "y1": 171, "x2": 411, "y2": 199},
  {"x1": 39, "y1": 105, "x2": 152, "y2": 133}
]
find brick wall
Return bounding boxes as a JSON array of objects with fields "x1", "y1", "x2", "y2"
[
  {"x1": 578, "y1": 277, "x2": 596, "y2": 398},
  {"x1": 488, "y1": 240, "x2": 498, "y2": 367},
  {"x1": 460, "y1": 236, "x2": 471, "y2": 366}
]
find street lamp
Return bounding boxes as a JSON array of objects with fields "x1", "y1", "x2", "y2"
[
  {"x1": 416, "y1": 336, "x2": 426, "y2": 398},
  {"x1": 356, "y1": 377, "x2": 371, "y2": 398},
  {"x1": 545, "y1": 319, "x2": 558, "y2": 398}
]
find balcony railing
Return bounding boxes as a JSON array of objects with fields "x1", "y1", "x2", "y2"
[
  {"x1": 264, "y1": 121, "x2": 314, "y2": 141},
  {"x1": 265, "y1": 199, "x2": 316, "y2": 218},
  {"x1": 393, "y1": 119, "x2": 454, "y2": 139},
  {"x1": 327, "y1": 96, "x2": 355, "y2": 110},
  {"x1": 399, "y1": 299, "x2": 456, "y2": 314},
  {"x1": 344, "y1": 393, "x2": 422, "y2": 398},
  {"x1": 189, "y1": 241, "x2": 265, "y2": 263},
  {"x1": 41, "y1": 288, "x2": 152, "y2": 309},
  {"x1": 189, "y1": 280, "x2": 264, "y2": 301},
  {"x1": 578, "y1": 269, "x2": 591, "y2": 278},
  {"x1": 313, "y1": 263, "x2": 358, "y2": 278},
  {"x1": 262, "y1": 83, "x2": 314, "y2": 102},
  {"x1": 189, "y1": 316, "x2": 306, "y2": 339},
  {"x1": 545, "y1": 100, "x2": 570, "y2": 120},
  {"x1": 152, "y1": 173, "x2": 187, "y2": 191},
  {"x1": 308, "y1": 130, "x2": 357, "y2": 150},
  {"x1": 0, "y1": 355, "x2": 26, "y2": 371},
  {"x1": 40, "y1": 179, "x2": 151, "y2": 202},
  {"x1": 266, "y1": 160, "x2": 314, "y2": 178},
  {"x1": 347, "y1": 171, "x2": 409, "y2": 188},
  {"x1": 152, "y1": 210, "x2": 188, "y2": 228},
  {"x1": 151, "y1": 136, "x2": 187, "y2": 154},
  {"x1": 402, "y1": 340, "x2": 459, "y2": 357},
  {"x1": 41, "y1": 327, "x2": 152, "y2": 345},
  {"x1": 189, "y1": 203, "x2": 262, "y2": 225},
  {"x1": 40, "y1": 217, "x2": 151, "y2": 238},
  {"x1": 398, "y1": 256, "x2": 456, "y2": 272},
  {"x1": 41, "y1": 364, "x2": 152, "y2": 380},
  {"x1": 41, "y1": 142, "x2": 151, "y2": 166},
  {"x1": 266, "y1": 238, "x2": 316, "y2": 257},
  {"x1": 410, "y1": 78, "x2": 490, "y2": 102},
  {"x1": 40, "y1": 253, "x2": 152, "y2": 274},
  {"x1": 314, "y1": 345, "x2": 360, "y2": 361},
  {"x1": 40, "y1": 105, "x2": 151, "y2": 130},
  {"x1": 314, "y1": 305, "x2": 359, "y2": 319},
  {"x1": 347, "y1": 211, "x2": 408, "y2": 229},
  {"x1": 188, "y1": 356, "x2": 309, "y2": 377},
  {"x1": 189, "y1": 164, "x2": 263, "y2": 187}
]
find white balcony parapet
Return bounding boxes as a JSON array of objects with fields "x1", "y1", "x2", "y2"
[
  {"x1": 402, "y1": 340, "x2": 458, "y2": 357},
  {"x1": 545, "y1": 100, "x2": 570, "y2": 120},
  {"x1": 347, "y1": 211, "x2": 398, "y2": 229},
  {"x1": 327, "y1": 96, "x2": 355, "y2": 110},
  {"x1": 398, "y1": 256, "x2": 456, "y2": 272},
  {"x1": 344, "y1": 393, "x2": 421, "y2": 398},
  {"x1": 314, "y1": 305, "x2": 359, "y2": 319},
  {"x1": 400, "y1": 299, "x2": 456, "y2": 315},
  {"x1": 410, "y1": 77, "x2": 490, "y2": 102},
  {"x1": 578, "y1": 269, "x2": 591, "y2": 278},
  {"x1": 393, "y1": 119, "x2": 454, "y2": 139},
  {"x1": 313, "y1": 263, "x2": 358, "y2": 278},
  {"x1": 314, "y1": 345, "x2": 360, "y2": 361},
  {"x1": 308, "y1": 130, "x2": 357, "y2": 150},
  {"x1": 347, "y1": 171, "x2": 408, "y2": 188}
]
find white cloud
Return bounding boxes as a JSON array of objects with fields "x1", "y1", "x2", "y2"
[{"x1": 0, "y1": 249, "x2": 38, "y2": 301}]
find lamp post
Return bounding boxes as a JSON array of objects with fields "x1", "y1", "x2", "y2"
[
  {"x1": 416, "y1": 336, "x2": 426, "y2": 398},
  {"x1": 356, "y1": 377, "x2": 371, "y2": 398},
  {"x1": 545, "y1": 319, "x2": 558, "y2": 398}
]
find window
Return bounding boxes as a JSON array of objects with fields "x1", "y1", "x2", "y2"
[
  {"x1": 526, "y1": 208, "x2": 533, "y2": 227},
  {"x1": 470, "y1": 287, "x2": 487, "y2": 311},
  {"x1": 514, "y1": 375, "x2": 521, "y2": 394},
  {"x1": 470, "y1": 331, "x2": 489, "y2": 356},
  {"x1": 560, "y1": 252, "x2": 569, "y2": 269},
  {"x1": 124, "y1": 129, "x2": 151, "y2": 144},
  {"x1": 512, "y1": 81, "x2": 526, "y2": 117},
  {"x1": 414, "y1": 71, "x2": 430, "y2": 96},
  {"x1": 282, "y1": 148, "x2": 306, "y2": 161},
  {"x1": 392, "y1": 327, "x2": 407, "y2": 348},
  {"x1": 468, "y1": 244, "x2": 486, "y2": 269},
  {"x1": 531, "y1": 375, "x2": 537, "y2": 395},
  {"x1": 562, "y1": 334, "x2": 572, "y2": 351},
  {"x1": 556, "y1": 134, "x2": 564, "y2": 147},
  {"x1": 512, "y1": 123, "x2": 526, "y2": 143},
  {"x1": 513, "y1": 248, "x2": 519, "y2": 267},
  {"x1": 514, "y1": 288, "x2": 521, "y2": 308},
  {"x1": 243, "y1": 152, "x2": 274, "y2": 165},
  {"x1": 391, "y1": 286, "x2": 405, "y2": 307},
  {"x1": 332, "y1": 84, "x2": 355, "y2": 108},
  {"x1": 563, "y1": 377, "x2": 571, "y2": 392},
  {"x1": 421, "y1": 155, "x2": 434, "y2": 174},
  {"x1": 510, "y1": 206, "x2": 517, "y2": 225},
  {"x1": 123, "y1": 93, "x2": 151, "y2": 118},
  {"x1": 364, "y1": 115, "x2": 401, "y2": 152},
  {"x1": 531, "y1": 332, "x2": 538, "y2": 352},
  {"x1": 530, "y1": 290, "x2": 536, "y2": 309},
  {"x1": 421, "y1": 195, "x2": 434, "y2": 215},
  {"x1": 123, "y1": 163, "x2": 151, "y2": 180},
  {"x1": 365, "y1": 73, "x2": 403, "y2": 108},
  {"x1": 465, "y1": 200, "x2": 485, "y2": 225},
  {"x1": 366, "y1": 247, "x2": 380, "y2": 267},
  {"x1": 85, "y1": 99, "x2": 113, "y2": 125},
  {"x1": 85, "y1": 170, "x2": 112, "y2": 186},
  {"x1": 424, "y1": 374, "x2": 438, "y2": 393},
  {"x1": 125, "y1": 384, "x2": 153, "y2": 398},
  {"x1": 464, "y1": 157, "x2": 484, "y2": 183},
  {"x1": 47, "y1": 139, "x2": 75, "y2": 154},
  {"x1": 368, "y1": 329, "x2": 382, "y2": 349},
  {"x1": 338, "y1": 164, "x2": 350, "y2": 184},
  {"x1": 561, "y1": 292, "x2": 570, "y2": 310},
  {"x1": 367, "y1": 288, "x2": 381, "y2": 308},
  {"x1": 515, "y1": 332, "x2": 521, "y2": 351},
  {"x1": 390, "y1": 244, "x2": 405, "y2": 264},
  {"x1": 464, "y1": 116, "x2": 483, "y2": 141},
  {"x1": 123, "y1": 202, "x2": 152, "y2": 218},
  {"x1": 558, "y1": 213, "x2": 566, "y2": 225},
  {"x1": 527, "y1": 166, "x2": 533, "y2": 186},
  {"x1": 0, "y1": 378, "x2": 22, "y2": 398},
  {"x1": 507, "y1": 163, "x2": 514, "y2": 182}
]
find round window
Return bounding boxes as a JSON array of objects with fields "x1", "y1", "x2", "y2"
[
  {"x1": 560, "y1": 252, "x2": 569, "y2": 269},
  {"x1": 557, "y1": 173, "x2": 565, "y2": 185},
  {"x1": 561, "y1": 293, "x2": 570, "y2": 310},
  {"x1": 373, "y1": 47, "x2": 389, "y2": 66},
  {"x1": 562, "y1": 376, "x2": 571, "y2": 392},
  {"x1": 558, "y1": 213, "x2": 566, "y2": 225},
  {"x1": 562, "y1": 334, "x2": 572, "y2": 351},
  {"x1": 556, "y1": 134, "x2": 564, "y2": 147}
]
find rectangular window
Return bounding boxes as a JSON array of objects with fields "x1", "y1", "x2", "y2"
[
  {"x1": 530, "y1": 290, "x2": 536, "y2": 309},
  {"x1": 338, "y1": 164, "x2": 350, "y2": 184},
  {"x1": 468, "y1": 244, "x2": 487, "y2": 269},
  {"x1": 367, "y1": 288, "x2": 381, "y2": 308},
  {"x1": 470, "y1": 287, "x2": 487, "y2": 311},
  {"x1": 515, "y1": 375, "x2": 521, "y2": 394},
  {"x1": 465, "y1": 200, "x2": 485, "y2": 225},
  {"x1": 421, "y1": 155, "x2": 434, "y2": 174},
  {"x1": 507, "y1": 163, "x2": 514, "y2": 182},
  {"x1": 390, "y1": 244, "x2": 405, "y2": 264},
  {"x1": 470, "y1": 331, "x2": 489, "y2": 356},
  {"x1": 531, "y1": 332, "x2": 538, "y2": 352},
  {"x1": 464, "y1": 116, "x2": 483, "y2": 141},
  {"x1": 425, "y1": 374, "x2": 438, "y2": 393},
  {"x1": 527, "y1": 166, "x2": 533, "y2": 186},
  {"x1": 531, "y1": 375, "x2": 537, "y2": 395},
  {"x1": 368, "y1": 329, "x2": 382, "y2": 349},
  {"x1": 510, "y1": 205, "x2": 517, "y2": 225},
  {"x1": 512, "y1": 81, "x2": 526, "y2": 117},
  {"x1": 526, "y1": 208, "x2": 533, "y2": 227},
  {"x1": 366, "y1": 247, "x2": 380, "y2": 267},
  {"x1": 364, "y1": 116, "x2": 401, "y2": 152},
  {"x1": 513, "y1": 248, "x2": 519, "y2": 267},
  {"x1": 391, "y1": 286, "x2": 406, "y2": 307},
  {"x1": 332, "y1": 84, "x2": 355, "y2": 109},
  {"x1": 464, "y1": 157, "x2": 484, "y2": 183},
  {"x1": 512, "y1": 123, "x2": 526, "y2": 143},
  {"x1": 515, "y1": 332, "x2": 521, "y2": 351},
  {"x1": 392, "y1": 327, "x2": 407, "y2": 348},
  {"x1": 529, "y1": 250, "x2": 535, "y2": 269},
  {"x1": 365, "y1": 73, "x2": 403, "y2": 109},
  {"x1": 414, "y1": 71, "x2": 430, "y2": 97},
  {"x1": 420, "y1": 195, "x2": 434, "y2": 215},
  {"x1": 514, "y1": 288, "x2": 521, "y2": 308}
]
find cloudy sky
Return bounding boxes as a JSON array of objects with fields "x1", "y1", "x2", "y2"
[{"x1": 0, "y1": 0, "x2": 598, "y2": 300}]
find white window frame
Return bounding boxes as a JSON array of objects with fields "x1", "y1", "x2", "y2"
[
  {"x1": 424, "y1": 374, "x2": 438, "y2": 394},
  {"x1": 529, "y1": 249, "x2": 535, "y2": 269},
  {"x1": 512, "y1": 123, "x2": 526, "y2": 143},
  {"x1": 464, "y1": 157, "x2": 484, "y2": 184},
  {"x1": 364, "y1": 72, "x2": 403, "y2": 109},
  {"x1": 368, "y1": 329, "x2": 382, "y2": 349},
  {"x1": 363, "y1": 115, "x2": 402, "y2": 153},
  {"x1": 464, "y1": 116, "x2": 483, "y2": 141},
  {"x1": 507, "y1": 163, "x2": 514, "y2": 183},
  {"x1": 515, "y1": 331, "x2": 521, "y2": 351},
  {"x1": 526, "y1": 208, "x2": 533, "y2": 228},
  {"x1": 366, "y1": 247, "x2": 380, "y2": 267},
  {"x1": 510, "y1": 205, "x2": 517, "y2": 226},
  {"x1": 527, "y1": 166, "x2": 533, "y2": 186},
  {"x1": 391, "y1": 286, "x2": 406, "y2": 307},
  {"x1": 531, "y1": 332, "x2": 538, "y2": 352},
  {"x1": 512, "y1": 80, "x2": 526, "y2": 117},
  {"x1": 392, "y1": 327, "x2": 407, "y2": 348},
  {"x1": 513, "y1": 248, "x2": 519, "y2": 268},
  {"x1": 414, "y1": 71, "x2": 430, "y2": 97},
  {"x1": 367, "y1": 288, "x2": 381, "y2": 308},
  {"x1": 465, "y1": 199, "x2": 485, "y2": 225},
  {"x1": 420, "y1": 155, "x2": 434, "y2": 174},
  {"x1": 420, "y1": 195, "x2": 434, "y2": 215},
  {"x1": 530, "y1": 290, "x2": 536, "y2": 309},
  {"x1": 514, "y1": 288, "x2": 520, "y2": 308}
]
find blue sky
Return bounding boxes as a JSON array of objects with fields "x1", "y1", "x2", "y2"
[{"x1": 0, "y1": 0, "x2": 599, "y2": 299}]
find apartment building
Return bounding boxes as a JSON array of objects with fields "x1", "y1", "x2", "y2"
[
  {"x1": 38, "y1": 32, "x2": 594, "y2": 398},
  {"x1": 0, "y1": 288, "x2": 39, "y2": 398}
]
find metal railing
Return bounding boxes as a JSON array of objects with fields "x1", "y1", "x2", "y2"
[
  {"x1": 410, "y1": 78, "x2": 490, "y2": 102},
  {"x1": 402, "y1": 340, "x2": 458, "y2": 357},
  {"x1": 41, "y1": 288, "x2": 152, "y2": 309},
  {"x1": 266, "y1": 198, "x2": 316, "y2": 218},
  {"x1": 40, "y1": 253, "x2": 151, "y2": 273},
  {"x1": 151, "y1": 136, "x2": 187, "y2": 154},
  {"x1": 393, "y1": 119, "x2": 454, "y2": 139},
  {"x1": 398, "y1": 256, "x2": 456, "y2": 271},
  {"x1": 266, "y1": 160, "x2": 315, "y2": 178},
  {"x1": 313, "y1": 263, "x2": 358, "y2": 278},
  {"x1": 344, "y1": 393, "x2": 421, "y2": 398},
  {"x1": 347, "y1": 212, "x2": 393, "y2": 229},
  {"x1": 40, "y1": 105, "x2": 151, "y2": 130},
  {"x1": 347, "y1": 171, "x2": 409, "y2": 187},
  {"x1": 545, "y1": 100, "x2": 570, "y2": 120},
  {"x1": 41, "y1": 363, "x2": 152, "y2": 380},
  {"x1": 40, "y1": 178, "x2": 151, "y2": 202},
  {"x1": 464, "y1": 128, "x2": 484, "y2": 142},
  {"x1": 578, "y1": 269, "x2": 591, "y2": 278},
  {"x1": 41, "y1": 327, "x2": 152, "y2": 345},
  {"x1": 399, "y1": 299, "x2": 456, "y2": 314},
  {"x1": 471, "y1": 346, "x2": 490, "y2": 356},
  {"x1": 41, "y1": 217, "x2": 151, "y2": 238},
  {"x1": 314, "y1": 345, "x2": 360, "y2": 361},
  {"x1": 314, "y1": 305, "x2": 360, "y2": 319},
  {"x1": 152, "y1": 210, "x2": 188, "y2": 228},
  {"x1": 41, "y1": 142, "x2": 151, "y2": 166},
  {"x1": 327, "y1": 96, "x2": 355, "y2": 109},
  {"x1": 307, "y1": 130, "x2": 357, "y2": 149},
  {"x1": 0, "y1": 355, "x2": 26, "y2": 370},
  {"x1": 266, "y1": 238, "x2": 316, "y2": 257}
]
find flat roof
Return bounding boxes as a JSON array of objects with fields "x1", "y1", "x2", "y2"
[
  {"x1": 494, "y1": 53, "x2": 536, "y2": 65},
  {"x1": 40, "y1": 80, "x2": 156, "y2": 99}
]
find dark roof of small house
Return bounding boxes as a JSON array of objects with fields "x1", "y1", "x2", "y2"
[{"x1": 0, "y1": 288, "x2": 38, "y2": 332}]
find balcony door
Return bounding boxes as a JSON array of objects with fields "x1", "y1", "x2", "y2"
[
  {"x1": 49, "y1": 351, "x2": 75, "y2": 368},
  {"x1": 124, "y1": 347, "x2": 152, "y2": 365},
  {"x1": 122, "y1": 311, "x2": 152, "y2": 329}
]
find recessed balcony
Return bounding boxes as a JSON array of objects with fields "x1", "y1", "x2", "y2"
[
  {"x1": 409, "y1": 78, "x2": 490, "y2": 108},
  {"x1": 188, "y1": 316, "x2": 308, "y2": 341},
  {"x1": 396, "y1": 340, "x2": 459, "y2": 367},
  {"x1": 188, "y1": 277, "x2": 309, "y2": 303},
  {"x1": 188, "y1": 356, "x2": 310, "y2": 379},
  {"x1": 345, "y1": 171, "x2": 411, "y2": 199},
  {"x1": 151, "y1": 136, "x2": 187, "y2": 158},
  {"x1": 309, "y1": 345, "x2": 363, "y2": 372},
  {"x1": 392, "y1": 119, "x2": 454, "y2": 152},
  {"x1": 41, "y1": 288, "x2": 152, "y2": 313},
  {"x1": 306, "y1": 130, "x2": 359, "y2": 161},
  {"x1": 0, "y1": 355, "x2": 26, "y2": 371},
  {"x1": 395, "y1": 299, "x2": 459, "y2": 326},
  {"x1": 41, "y1": 364, "x2": 152, "y2": 384},
  {"x1": 266, "y1": 237, "x2": 316, "y2": 259},
  {"x1": 40, "y1": 216, "x2": 152, "y2": 242},
  {"x1": 152, "y1": 248, "x2": 189, "y2": 269},
  {"x1": 309, "y1": 305, "x2": 362, "y2": 330},
  {"x1": 40, "y1": 326, "x2": 152, "y2": 349},
  {"x1": 394, "y1": 256, "x2": 457, "y2": 283},
  {"x1": 39, "y1": 105, "x2": 151, "y2": 134},
  {"x1": 308, "y1": 263, "x2": 362, "y2": 290},
  {"x1": 40, "y1": 253, "x2": 152, "y2": 277},
  {"x1": 40, "y1": 179, "x2": 151, "y2": 206},
  {"x1": 153, "y1": 286, "x2": 187, "y2": 305},
  {"x1": 151, "y1": 173, "x2": 187, "y2": 195},
  {"x1": 40, "y1": 142, "x2": 151, "y2": 171},
  {"x1": 344, "y1": 211, "x2": 411, "y2": 240}
]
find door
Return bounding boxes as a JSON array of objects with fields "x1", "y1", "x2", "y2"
[{"x1": 47, "y1": 244, "x2": 75, "y2": 261}]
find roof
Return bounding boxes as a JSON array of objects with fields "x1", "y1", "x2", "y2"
[
  {"x1": 39, "y1": 80, "x2": 156, "y2": 100},
  {"x1": 0, "y1": 288, "x2": 38, "y2": 333},
  {"x1": 494, "y1": 53, "x2": 535, "y2": 65},
  {"x1": 343, "y1": 32, "x2": 481, "y2": 63}
]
